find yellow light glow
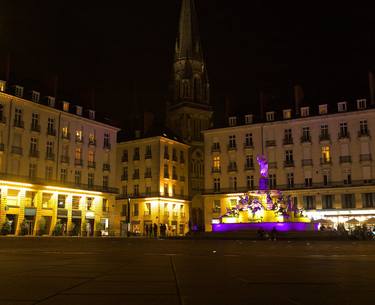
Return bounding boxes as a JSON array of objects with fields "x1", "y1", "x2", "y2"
[
  {"x1": 44, "y1": 185, "x2": 102, "y2": 195},
  {"x1": 0, "y1": 180, "x2": 33, "y2": 188}
]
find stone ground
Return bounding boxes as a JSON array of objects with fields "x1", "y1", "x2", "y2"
[{"x1": 0, "y1": 237, "x2": 374, "y2": 305}]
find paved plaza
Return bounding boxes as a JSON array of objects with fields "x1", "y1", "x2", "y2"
[{"x1": 0, "y1": 237, "x2": 374, "y2": 305}]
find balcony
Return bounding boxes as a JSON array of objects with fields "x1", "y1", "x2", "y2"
[
  {"x1": 227, "y1": 144, "x2": 237, "y2": 151},
  {"x1": 74, "y1": 159, "x2": 83, "y2": 166},
  {"x1": 180, "y1": 212, "x2": 186, "y2": 218},
  {"x1": 14, "y1": 120, "x2": 24, "y2": 129},
  {"x1": 47, "y1": 128, "x2": 56, "y2": 136},
  {"x1": 244, "y1": 164, "x2": 255, "y2": 171},
  {"x1": 244, "y1": 142, "x2": 254, "y2": 149},
  {"x1": 145, "y1": 153, "x2": 152, "y2": 160},
  {"x1": 269, "y1": 162, "x2": 277, "y2": 169},
  {"x1": 339, "y1": 156, "x2": 352, "y2": 164},
  {"x1": 211, "y1": 145, "x2": 221, "y2": 153},
  {"x1": 11, "y1": 146, "x2": 23, "y2": 155},
  {"x1": 319, "y1": 133, "x2": 330, "y2": 142},
  {"x1": 360, "y1": 154, "x2": 372, "y2": 162},
  {"x1": 61, "y1": 132, "x2": 70, "y2": 140},
  {"x1": 103, "y1": 163, "x2": 111, "y2": 171},
  {"x1": 227, "y1": 164, "x2": 237, "y2": 172},
  {"x1": 283, "y1": 137, "x2": 293, "y2": 145},
  {"x1": 46, "y1": 153, "x2": 55, "y2": 161},
  {"x1": 0, "y1": 143, "x2": 4, "y2": 152},
  {"x1": 172, "y1": 212, "x2": 178, "y2": 218},
  {"x1": 320, "y1": 157, "x2": 332, "y2": 165},
  {"x1": 283, "y1": 160, "x2": 295, "y2": 167},
  {"x1": 61, "y1": 156, "x2": 69, "y2": 164},
  {"x1": 133, "y1": 154, "x2": 140, "y2": 161},
  {"x1": 265, "y1": 140, "x2": 276, "y2": 147},
  {"x1": 164, "y1": 173, "x2": 170, "y2": 179},
  {"x1": 87, "y1": 161, "x2": 96, "y2": 168},
  {"x1": 358, "y1": 130, "x2": 370, "y2": 138},
  {"x1": 121, "y1": 174, "x2": 128, "y2": 181},
  {"x1": 211, "y1": 167, "x2": 221, "y2": 173},
  {"x1": 88, "y1": 139, "x2": 96, "y2": 146},
  {"x1": 144, "y1": 211, "x2": 151, "y2": 217},
  {"x1": 144, "y1": 172, "x2": 152, "y2": 179},
  {"x1": 172, "y1": 174, "x2": 178, "y2": 180},
  {"x1": 132, "y1": 173, "x2": 140, "y2": 180},
  {"x1": 29, "y1": 150, "x2": 39, "y2": 158},
  {"x1": 164, "y1": 153, "x2": 169, "y2": 160},
  {"x1": 301, "y1": 159, "x2": 313, "y2": 166},
  {"x1": 30, "y1": 124, "x2": 41, "y2": 132},
  {"x1": 121, "y1": 155, "x2": 128, "y2": 163},
  {"x1": 300, "y1": 135, "x2": 311, "y2": 143},
  {"x1": 103, "y1": 142, "x2": 111, "y2": 150},
  {"x1": 75, "y1": 137, "x2": 83, "y2": 144},
  {"x1": 338, "y1": 131, "x2": 350, "y2": 140}
]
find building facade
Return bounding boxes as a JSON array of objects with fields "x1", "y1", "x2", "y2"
[
  {"x1": 203, "y1": 99, "x2": 375, "y2": 231},
  {"x1": 116, "y1": 135, "x2": 190, "y2": 236},
  {"x1": 0, "y1": 82, "x2": 119, "y2": 236}
]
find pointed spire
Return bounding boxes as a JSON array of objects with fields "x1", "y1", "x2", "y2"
[{"x1": 175, "y1": 0, "x2": 203, "y2": 62}]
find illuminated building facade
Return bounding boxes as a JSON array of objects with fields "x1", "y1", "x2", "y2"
[
  {"x1": 116, "y1": 134, "x2": 190, "y2": 236},
  {"x1": 0, "y1": 81, "x2": 119, "y2": 236},
  {"x1": 202, "y1": 99, "x2": 375, "y2": 231}
]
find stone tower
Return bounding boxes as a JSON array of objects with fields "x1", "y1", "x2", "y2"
[{"x1": 167, "y1": 0, "x2": 213, "y2": 198}]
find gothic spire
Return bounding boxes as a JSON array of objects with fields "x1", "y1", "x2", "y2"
[{"x1": 175, "y1": 0, "x2": 203, "y2": 62}]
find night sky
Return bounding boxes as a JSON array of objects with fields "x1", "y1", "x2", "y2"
[{"x1": 0, "y1": 1, "x2": 374, "y2": 127}]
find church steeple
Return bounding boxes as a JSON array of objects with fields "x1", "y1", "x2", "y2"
[{"x1": 171, "y1": 0, "x2": 209, "y2": 106}]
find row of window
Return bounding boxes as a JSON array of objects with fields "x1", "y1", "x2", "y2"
[
  {"x1": 215, "y1": 121, "x2": 370, "y2": 151},
  {"x1": 121, "y1": 166, "x2": 184, "y2": 181},
  {"x1": 123, "y1": 202, "x2": 185, "y2": 217},
  {"x1": 121, "y1": 183, "x2": 185, "y2": 198},
  {"x1": 27, "y1": 164, "x2": 110, "y2": 188},
  {"x1": 212, "y1": 172, "x2": 368, "y2": 192},
  {"x1": 0, "y1": 106, "x2": 111, "y2": 148},
  {"x1": 122, "y1": 146, "x2": 185, "y2": 163}
]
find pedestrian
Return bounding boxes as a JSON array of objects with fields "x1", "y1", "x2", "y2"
[
  {"x1": 145, "y1": 224, "x2": 149, "y2": 237},
  {"x1": 270, "y1": 227, "x2": 277, "y2": 241},
  {"x1": 149, "y1": 224, "x2": 153, "y2": 237},
  {"x1": 153, "y1": 223, "x2": 158, "y2": 238}
]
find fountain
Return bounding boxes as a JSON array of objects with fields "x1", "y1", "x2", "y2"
[{"x1": 212, "y1": 155, "x2": 318, "y2": 232}]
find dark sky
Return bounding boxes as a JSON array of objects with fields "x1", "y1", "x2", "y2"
[{"x1": 0, "y1": 1, "x2": 374, "y2": 127}]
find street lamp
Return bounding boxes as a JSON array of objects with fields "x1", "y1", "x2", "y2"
[{"x1": 127, "y1": 196, "x2": 131, "y2": 237}]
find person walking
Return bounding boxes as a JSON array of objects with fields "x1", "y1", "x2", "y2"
[
  {"x1": 270, "y1": 227, "x2": 277, "y2": 241},
  {"x1": 153, "y1": 223, "x2": 158, "y2": 238},
  {"x1": 149, "y1": 224, "x2": 153, "y2": 237},
  {"x1": 145, "y1": 224, "x2": 149, "y2": 237}
]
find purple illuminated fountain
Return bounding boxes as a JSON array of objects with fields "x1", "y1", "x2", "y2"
[{"x1": 212, "y1": 155, "x2": 317, "y2": 232}]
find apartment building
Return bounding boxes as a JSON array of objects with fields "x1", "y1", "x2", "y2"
[
  {"x1": 202, "y1": 99, "x2": 375, "y2": 231},
  {"x1": 0, "y1": 81, "x2": 119, "y2": 236},
  {"x1": 116, "y1": 133, "x2": 190, "y2": 236}
]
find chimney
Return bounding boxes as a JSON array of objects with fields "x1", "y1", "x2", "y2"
[
  {"x1": 294, "y1": 85, "x2": 304, "y2": 116},
  {"x1": 143, "y1": 112, "x2": 154, "y2": 135},
  {"x1": 369, "y1": 71, "x2": 375, "y2": 105}
]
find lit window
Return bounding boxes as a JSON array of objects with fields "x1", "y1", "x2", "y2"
[
  {"x1": 321, "y1": 146, "x2": 331, "y2": 162},
  {"x1": 266, "y1": 112, "x2": 275, "y2": 121},
  {"x1": 228, "y1": 116, "x2": 237, "y2": 126},
  {"x1": 319, "y1": 104, "x2": 328, "y2": 115},
  {"x1": 357, "y1": 99, "x2": 367, "y2": 110},
  {"x1": 244, "y1": 114, "x2": 253, "y2": 124},
  {"x1": 63, "y1": 101, "x2": 70, "y2": 112},
  {"x1": 337, "y1": 102, "x2": 347, "y2": 112},
  {"x1": 283, "y1": 109, "x2": 292, "y2": 119},
  {"x1": 76, "y1": 106, "x2": 83, "y2": 116},
  {"x1": 213, "y1": 156, "x2": 220, "y2": 170},
  {"x1": 300, "y1": 107, "x2": 310, "y2": 117}
]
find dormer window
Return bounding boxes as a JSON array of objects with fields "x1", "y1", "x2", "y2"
[
  {"x1": 301, "y1": 107, "x2": 310, "y2": 117},
  {"x1": 63, "y1": 101, "x2": 70, "y2": 112},
  {"x1": 283, "y1": 109, "x2": 292, "y2": 120},
  {"x1": 46, "y1": 96, "x2": 55, "y2": 108},
  {"x1": 0, "y1": 80, "x2": 6, "y2": 92},
  {"x1": 266, "y1": 111, "x2": 275, "y2": 122},
  {"x1": 88, "y1": 110, "x2": 95, "y2": 120},
  {"x1": 228, "y1": 116, "x2": 237, "y2": 126},
  {"x1": 357, "y1": 99, "x2": 367, "y2": 110},
  {"x1": 14, "y1": 85, "x2": 24, "y2": 98},
  {"x1": 31, "y1": 91, "x2": 40, "y2": 103},
  {"x1": 76, "y1": 106, "x2": 83, "y2": 116},
  {"x1": 338, "y1": 101, "x2": 347, "y2": 112},
  {"x1": 319, "y1": 104, "x2": 328, "y2": 115},
  {"x1": 244, "y1": 114, "x2": 253, "y2": 124}
]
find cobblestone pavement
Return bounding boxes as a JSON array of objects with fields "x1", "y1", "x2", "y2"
[{"x1": 0, "y1": 237, "x2": 374, "y2": 305}]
